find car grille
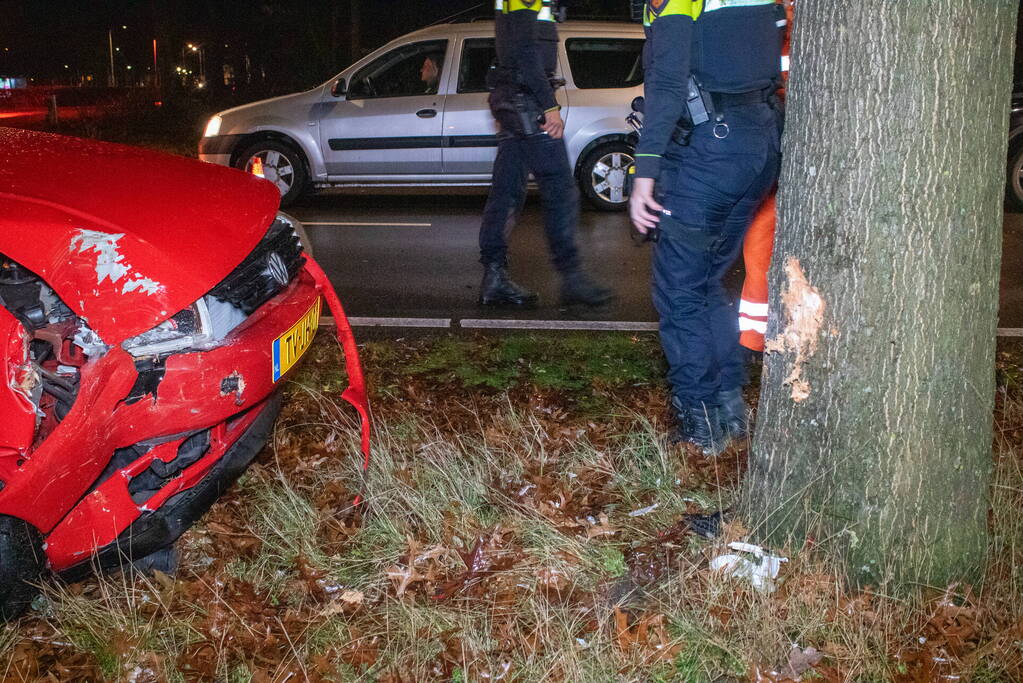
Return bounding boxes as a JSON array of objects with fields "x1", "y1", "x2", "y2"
[{"x1": 209, "y1": 217, "x2": 305, "y2": 315}]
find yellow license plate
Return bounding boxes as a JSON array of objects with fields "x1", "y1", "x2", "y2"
[{"x1": 272, "y1": 298, "x2": 321, "y2": 382}]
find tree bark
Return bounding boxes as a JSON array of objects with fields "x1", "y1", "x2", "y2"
[{"x1": 742, "y1": 0, "x2": 1018, "y2": 588}]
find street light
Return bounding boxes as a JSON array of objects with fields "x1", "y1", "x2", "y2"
[
  {"x1": 107, "y1": 25, "x2": 128, "y2": 87},
  {"x1": 184, "y1": 42, "x2": 206, "y2": 86}
]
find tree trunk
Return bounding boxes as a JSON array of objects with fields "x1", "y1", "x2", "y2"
[{"x1": 742, "y1": 0, "x2": 1018, "y2": 588}]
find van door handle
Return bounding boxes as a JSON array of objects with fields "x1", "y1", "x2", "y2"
[{"x1": 416, "y1": 109, "x2": 437, "y2": 118}]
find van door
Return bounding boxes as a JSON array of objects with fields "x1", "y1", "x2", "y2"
[
  {"x1": 319, "y1": 40, "x2": 448, "y2": 176},
  {"x1": 440, "y1": 37, "x2": 499, "y2": 175},
  {"x1": 440, "y1": 36, "x2": 571, "y2": 175}
]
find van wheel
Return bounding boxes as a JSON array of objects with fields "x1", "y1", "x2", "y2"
[
  {"x1": 0, "y1": 516, "x2": 46, "y2": 621},
  {"x1": 235, "y1": 140, "x2": 308, "y2": 208},
  {"x1": 1007, "y1": 137, "x2": 1023, "y2": 211},
  {"x1": 579, "y1": 142, "x2": 634, "y2": 212}
]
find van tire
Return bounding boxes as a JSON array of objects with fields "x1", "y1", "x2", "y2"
[
  {"x1": 578, "y1": 141, "x2": 634, "y2": 212},
  {"x1": 1007, "y1": 136, "x2": 1023, "y2": 211},
  {"x1": 235, "y1": 140, "x2": 309, "y2": 208}
]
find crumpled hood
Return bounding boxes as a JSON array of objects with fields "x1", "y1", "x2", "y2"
[{"x1": 0, "y1": 128, "x2": 281, "y2": 344}]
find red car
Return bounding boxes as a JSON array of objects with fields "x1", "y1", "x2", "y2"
[{"x1": 0, "y1": 128, "x2": 370, "y2": 619}]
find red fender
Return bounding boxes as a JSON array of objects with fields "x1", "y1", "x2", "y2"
[{"x1": 304, "y1": 257, "x2": 371, "y2": 503}]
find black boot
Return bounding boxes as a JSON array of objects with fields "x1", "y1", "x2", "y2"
[
  {"x1": 717, "y1": 387, "x2": 749, "y2": 439},
  {"x1": 560, "y1": 270, "x2": 615, "y2": 308},
  {"x1": 479, "y1": 263, "x2": 538, "y2": 307},
  {"x1": 670, "y1": 397, "x2": 726, "y2": 457}
]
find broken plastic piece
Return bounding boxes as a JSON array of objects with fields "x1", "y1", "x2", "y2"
[
  {"x1": 684, "y1": 510, "x2": 724, "y2": 538},
  {"x1": 709, "y1": 541, "x2": 788, "y2": 592}
]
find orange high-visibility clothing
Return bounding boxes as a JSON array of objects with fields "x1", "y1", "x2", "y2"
[
  {"x1": 739, "y1": 193, "x2": 776, "y2": 352},
  {"x1": 738, "y1": 3, "x2": 790, "y2": 352}
]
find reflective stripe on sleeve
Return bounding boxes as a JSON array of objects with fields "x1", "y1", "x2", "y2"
[
  {"x1": 739, "y1": 317, "x2": 768, "y2": 333},
  {"x1": 739, "y1": 300, "x2": 769, "y2": 317}
]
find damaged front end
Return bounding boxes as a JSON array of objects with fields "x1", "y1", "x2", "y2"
[{"x1": 0, "y1": 214, "x2": 370, "y2": 579}]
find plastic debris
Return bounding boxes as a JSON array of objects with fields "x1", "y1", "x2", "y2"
[
  {"x1": 709, "y1": 541, "x2": 788, "y2": 592},
  {"x1": 628, "y1": 503, "x2": 659, "y2": 517}
]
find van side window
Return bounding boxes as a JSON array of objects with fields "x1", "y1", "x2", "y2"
[
  {"x1": 457, "y1": 39, "x2": 497, "y2": 94},
  {"x1": 565, "y1": 39, "x2": 644, "y2": 89},
  {"x1": 348, "y1": 40, "x2": 448, "y2": 99}
]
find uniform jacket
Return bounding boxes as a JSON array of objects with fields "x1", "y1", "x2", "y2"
[
  {"x1": 634, "y1": 0, "x2": 785, "y2": 179},
  {"x1": 492, "y1": 0, "x2": 560, "y2": 113}
]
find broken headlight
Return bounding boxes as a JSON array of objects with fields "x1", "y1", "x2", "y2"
[
  {"x1": 121, "y1": 300, "x2": 213, "y2": 357},
  {"x1": 121, "y1": 296, "x2": 249, "y2": 358}
]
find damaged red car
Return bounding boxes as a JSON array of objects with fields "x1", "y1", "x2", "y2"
[{"x1": 0, "y1": 127, "x2": 370, "y2": 619}]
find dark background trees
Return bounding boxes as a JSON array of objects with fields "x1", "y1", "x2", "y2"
[{"x1": 0, "y1": 0, "x2": 630, "y2": 95}]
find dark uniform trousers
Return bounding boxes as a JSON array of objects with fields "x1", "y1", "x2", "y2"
[
  {"x1": 653, "y1": 102, "x2": 780, "y2": 406},
  {"x1": 478, "y1": 127, "x2": 581, "y2": 274}
]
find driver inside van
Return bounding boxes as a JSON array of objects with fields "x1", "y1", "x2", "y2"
[{"x1": 420, "y1": 54, "x2": 442, "y2": 94}]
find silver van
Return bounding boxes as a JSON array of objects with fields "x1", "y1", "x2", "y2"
[{"x1": 198, "y1": 21, "x2": 644, "y2": 210}]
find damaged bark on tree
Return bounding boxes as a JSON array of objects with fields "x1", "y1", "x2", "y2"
[{"x1": 742, "y1": 0, "x2": 1018, "y2": 587}]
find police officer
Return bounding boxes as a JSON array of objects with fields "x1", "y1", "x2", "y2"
[
  {"x1": 629, "y1": 0, "x2": 784, "y2": 454},
  {"x1": 478, "y1": 0, "x2": 614, "y2": 309}
]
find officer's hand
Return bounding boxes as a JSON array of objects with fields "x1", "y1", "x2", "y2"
[
  {"x1": 542, "y1": 109, "x2": 564, "y2": 139},
  {"x1": 629, "y1": 177, "x2": 662, "y2": 233}
]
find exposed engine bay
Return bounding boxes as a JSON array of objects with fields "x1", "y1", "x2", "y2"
[{"x1": 0, "y1": 256, "x2": 105, "y2": 457}]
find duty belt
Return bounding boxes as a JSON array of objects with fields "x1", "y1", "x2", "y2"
[{"x1": 708, "y1": 88, "x2": 771, "y2": 110}]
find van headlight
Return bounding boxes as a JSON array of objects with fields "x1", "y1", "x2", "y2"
[{"x1": 203, "y1": 115, "x2": 222, "y2": 138}]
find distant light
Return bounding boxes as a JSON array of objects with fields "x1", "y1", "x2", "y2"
[
  {"x1": 126, "y1": 65, "x2": 132, "y2": 70},
  {"x1": 191, "y1": 46, "x2": 199, "y2": 52},
  {"x1": 115, "y1": 47, "x2": 121, "y2": 51},
  {"x1": 64, "y1": 64, "x2": 69, "y2": 69},
  {"x1": 121, "y1": 25, "x2": 127, "y2": 29}
]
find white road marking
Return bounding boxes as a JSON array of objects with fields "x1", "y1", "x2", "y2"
[
  {"x1": 302, "y1": 221, "x2": 432, "y2": 227},
  {"x1": 321, "y1": 316, "x2": 452, "y2": 328},
  {"x1": 460, "y1": 319, "x2": 659, "y2": 331}
]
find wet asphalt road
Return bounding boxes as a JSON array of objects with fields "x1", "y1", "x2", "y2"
[{"x1": 289, "y1": 191, "x2": 1023, "y2": 331}]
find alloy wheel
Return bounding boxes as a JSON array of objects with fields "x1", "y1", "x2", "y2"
[{"x1": 589, "y1": 150, "x2": 634, "y2": 206}]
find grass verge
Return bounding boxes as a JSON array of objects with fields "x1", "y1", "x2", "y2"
[{"x1": 2, "y1": 332, "x2": 1022, "y2": 681}]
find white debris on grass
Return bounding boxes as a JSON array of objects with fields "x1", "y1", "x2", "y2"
[
  {"x1": 628, "y1": 503, "x2": 659, "y2": 517},
  {"x1": 710, "y1": 541, "x2": 788, "y2": 593}
]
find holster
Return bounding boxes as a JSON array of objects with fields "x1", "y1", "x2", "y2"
[
  {"x1": 489, "y1": 90, "x2": 543, "y2": 137},
  {"x1": 486, "y1": 68, "x2": 560, "y2": 137}
]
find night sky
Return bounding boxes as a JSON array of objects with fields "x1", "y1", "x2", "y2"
[
  {"x1": 0, "y1": 0, "x2": 630, "y2": 89},
  {"x1": 4, "y1": 1, "x2": 1022, "y2": 91}
]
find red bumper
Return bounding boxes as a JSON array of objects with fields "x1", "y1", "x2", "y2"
[{"x1": 0, "y1": 262, "x2": 370, "y2": 571}]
